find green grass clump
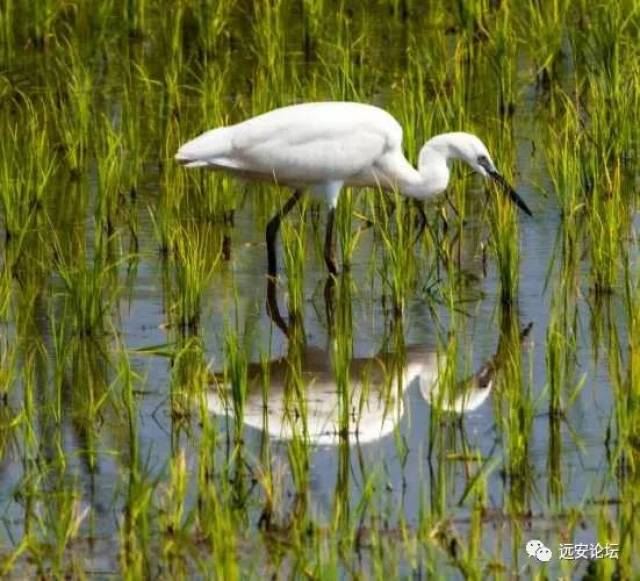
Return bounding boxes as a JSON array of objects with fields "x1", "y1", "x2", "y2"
[{"x1": 168, "y1": 222, "x2": 221, "y2": 332}]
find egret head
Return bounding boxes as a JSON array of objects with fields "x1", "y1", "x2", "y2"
[
  {"x1": 424, "y1": 132, "x2": 533, "y2": 216},
  {"x1": 442, "y1": 133, "x2": 494, "y2": 177}
]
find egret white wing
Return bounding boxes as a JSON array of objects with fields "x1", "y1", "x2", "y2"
[{"x1": 176, "y1": 102, "x2": 404, "y2": 184}]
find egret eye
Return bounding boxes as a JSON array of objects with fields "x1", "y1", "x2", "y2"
[{"x1": 477, "y1": 155, "x2": 489, "y2": 166}]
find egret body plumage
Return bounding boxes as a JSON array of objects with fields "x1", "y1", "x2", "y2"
[{"x1": 175, "y1": 102, "x2": 532, "y2": 276}]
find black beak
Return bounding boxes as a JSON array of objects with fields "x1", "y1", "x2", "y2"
[{"x1": 487, "y1": 168, "x2": 533, "y2": 217}]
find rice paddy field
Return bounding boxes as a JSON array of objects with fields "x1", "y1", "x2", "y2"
[{"x1": 0, "y1": 0, "x2": 639, "y2": 578}]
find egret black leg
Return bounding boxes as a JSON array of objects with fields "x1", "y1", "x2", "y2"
[
  {"x1": 266, "y1": 189, "x2": 303, "y2": 278},
  {"x1": 444, "y1": 191, "x2": 465, "y2": 224},
  {"x1": 324, "y1": 207, "x2": 338, "y2": 276},
  {"x1": 413, "y1": 200, "x2": 427, "y2": 244}
]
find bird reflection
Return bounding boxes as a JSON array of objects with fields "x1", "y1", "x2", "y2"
[{"x1": 208, "y1": 277, "x2": 531, "y2": 445}]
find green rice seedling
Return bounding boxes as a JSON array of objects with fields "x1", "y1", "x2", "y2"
[
  {"x1": 169, "y1": 333, "x2": 208, "y2": 429},
  {"x1": 195, "y1": 386, "x2": 222, "y2": 532},
  {"x1": 10, "y1": 348, "x2": 86, "y2": 574},
  {"x1": 607, "y1": 251, "x2": 640, "y2": 469},
  {"x1": 456, "y1": 461, "x2": 491, "y2": 579},
  {"x1": 19, "y1": 0, "x2": 62, "y2": 48},
  {"x1": 52, "y1": 231, "x2": 119, "y2": 340},
  {"x1": 8, "y1": 207, "x2": 54, "y2": 314},
  {"x1": 616, "y1": 458, "x2": 640, "y2": 576},
  {"x1": 197, "y1": 423, "x2": 250, "y2": 577},
  {"x1": 120, "y1": 84, "x2": 146, "y2": 203},
  {"x1": 196, "y1": 460, "x2": 239, "y2": 579},
  {"x1": 285, "y1": 435, "x2": 311, "y2": 519},
  {"x1": 40, "y1": 481, "x2": 87, "y2": 576},
  {"x1": 426, "y1": 339, "x2": 458, "y2": 528},
  {"x1": 517, "y1": 0, "x2": 571, "y2": 85},
  {"x1": 195, "y1": 60, "x2": 230, "y2": 132},
  {"x1": 330, "y1": 444, "x2": 355, "y2": 561},
  {"x1": 486, "y1": 167, "x2": 520, "y2": 305},
  {"x1": 223, "y1": 328, "x2": 248, "y2": 443},
  {"x1": 257, "y1": 352, "x2": 274, "y2": 473},
  {"x1": 125, "y1": 0, "x2": 147, "y2": 37},
  {"x1": 395, "y1": 47, "x2": 436, "y2": 169},
  {"x1": 119, "y1": 405, "x2": 157, "y2": 581},
  {"x1": 333, "y1": 189, "x2": 362, "y2": 273},
  {"x1": 584, "y1": 156, "x2": 624, "y2": 295},
  {"x1": 606, "y1": 299, "x2": 640, "y2": 575},
  {"x1": 491, "y1": 307, "x2": 534, "y2": 549},
  {"x1": 191, "y1": 0, "x2": 233, "y2": 56},
  {"x1": 375, "y1": 189, "x2": 419, "y2": 315},
  {"x1": 331, "y1": 274, "x2": 354, "y2": 443},
  {"x1": 168, "y1": 221, "x2": 221, "y2": 331},
  {"x1": 583, "y1": 78, "x2": 633, "y2": 290},
  {"x1": 544, "y1": 92, "x2": 586, "y2": 220},
  {"x1": 301, "y1": 0, "x2": 325, "y2": 57},
  {"x1": 158, "y1": 76, "x2": 188, "y2": 234},
  {"x1": 317, "y1": 13, "x2": 375, "y2": 103},
  {"x1": 545, "y1": 282, "x2": 578, "y2": 419},
  {"x1": 152, "y1": 174, "x2": 183, "y2": 258},
  {"x1": 64, "y1": 335, "x2": 111, "y2": 472},
  {"x1": 281, "y1": 203, "x2": 308, "y2": 321},
  {"x1": 485, "y1": 5, "x2": 519, "y2": 121},
  {"x1": 0, "y1": 330, "x2": 17, "y2": 406},
  {"x1": 0, "y1": 244, "x2": 14, "y2": 323},
  {"x1": 585, "y1": 502, "x2": 620, "y2": 579},
  {"x1": 544, "y1": 238, "x2": 584, "y2": 510},
  {"x1": 573, "y1": 5, "x2": 638, "y2": 293},
  {"x1": 159, "y1": 14, "x2": 186, "y2": 158},
  {"x1": 95, "y1": 116, "x2": 126, "y2": 238},
  {"x1": 120, "y1": 460, "x2": 157, "y2": 580},
  {"x1": 47, "y1": 44, "x2": 92, "y2": 175},
  {"x1": 546, "y1": 387, "x2": 564, "y2": 510},
  {"x1": 450, "y1": 0, "x2": 489, "y2": 40},
  {"x1": 571, "y1": 1, "x2": 633, "y2": 93},
  {"x1": 277, "y1": 413, "x2": 311, "y2": 514},
  {"x1": 278, "y1": 320, "x2": 311, "y2": 498},
  {"x1": 0, "y1": 0, "x2": 13, "y2": 46},
  {"x1": 48, "y1": 226, "x2": 122, "y2": 472},
  {"x1": 0, "y1": 100, "x2": 56, "y2": 245},
  {"x1": 251, "y1": 0, "x2": 286, "y2": 100},
  {"x1": 422, "y1": 29, "x2": 474, "y2": 136},
  {"x1": 621, "y1": 244, "x2": 639, "y2": 450},
  {"x1": 159, "y1": 449, "x2": 191, "y2": 575}
]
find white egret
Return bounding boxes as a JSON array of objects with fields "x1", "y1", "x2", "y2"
[{"x1": 175, "y1": 101, "x2": 532, "y2": 276}]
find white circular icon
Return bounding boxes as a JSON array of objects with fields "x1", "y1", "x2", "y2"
[
  {"x1": 525, "y1": 539, "x2": 544, "y2": 557},
  {"x1": 536, "y1": 546, "x2": 552, "y2": 562},
  {"x1": 525, "y1": 539, "x2": 553, "y2": 562}
]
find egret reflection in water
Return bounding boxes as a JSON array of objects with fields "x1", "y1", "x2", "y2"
[{"x1": 208, "y1": 278, "x2": 531, "y2": 445}]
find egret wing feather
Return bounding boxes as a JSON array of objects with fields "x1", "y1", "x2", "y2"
[{"x1": 177, "y1": 102, "x2": 405, "y2": 185}]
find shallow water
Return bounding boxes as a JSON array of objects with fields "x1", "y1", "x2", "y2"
[{"x1": 0, "y1": 177, "x2": 627, "y2": 576}]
